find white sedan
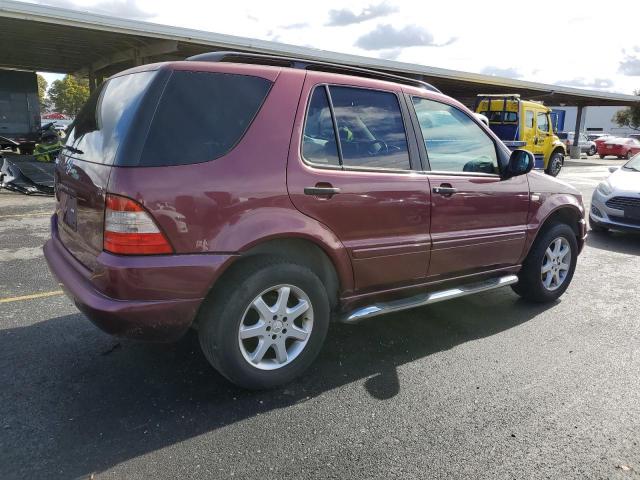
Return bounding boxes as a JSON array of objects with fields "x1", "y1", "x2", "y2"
[{"x1": 590, "y1": 153, "x2": 640, "y2": 232}]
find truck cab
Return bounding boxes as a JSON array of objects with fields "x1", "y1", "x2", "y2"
[{"x1": 475, "y1": 94, "x2": 566, "y2": 176}]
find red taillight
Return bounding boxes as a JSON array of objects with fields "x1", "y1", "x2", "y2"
[{"x1": 104, "y1": 194, "x2": 173, "y2": 255}]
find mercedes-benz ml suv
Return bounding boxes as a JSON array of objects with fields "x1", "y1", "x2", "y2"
[{"x1": 45, "y1": 53, "x2": 586, "y2": 389}]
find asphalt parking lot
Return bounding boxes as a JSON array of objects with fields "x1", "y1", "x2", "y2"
[{"x1": 1, "y1": 157, "x2": 639, "y2": 479}]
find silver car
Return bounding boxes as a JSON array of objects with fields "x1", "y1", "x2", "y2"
[
  {"x1": 590, "y1": 153, "x2": 640, "y2": 232},
  {"x1": 559, "y1": 132, "x2": 597, "y2": 156}
]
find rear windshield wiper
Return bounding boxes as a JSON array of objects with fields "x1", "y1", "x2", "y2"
[{"x1": 63, "y1": 145, "x2": 84, "y2": 155}]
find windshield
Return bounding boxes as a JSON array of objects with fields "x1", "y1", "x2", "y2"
[{"x1": 623, "y1": 152, "x2": 640, "y2": 171}]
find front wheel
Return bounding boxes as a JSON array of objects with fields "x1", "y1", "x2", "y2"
[
  {"x1": 198, "y1": 257, "x2": 330, "y2": 389},
  {"x1": 512, "y1": 223, "x2": 578, "y2": 303},
  {"x1": 545, "y1": 152, "x2": 564, "y2": 177},
  {"x1": 599, "y1": 154, "x2": 605, "y2": 159},
  {"x1": 588, "y1": 146, "x2": 597, "y2": 156}
]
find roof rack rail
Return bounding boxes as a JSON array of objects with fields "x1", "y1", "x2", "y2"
[{"x1": 186, "y1": 51, "x2": 441, "y2": 93}]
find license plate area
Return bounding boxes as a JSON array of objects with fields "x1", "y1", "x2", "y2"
[{"x1": 624, "y1": 205, "x2": 640, "y2": 221}]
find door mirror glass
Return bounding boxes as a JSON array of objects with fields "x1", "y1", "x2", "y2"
[{"x1": 503, "y1": 149, "x2": 534, "y2": 179}]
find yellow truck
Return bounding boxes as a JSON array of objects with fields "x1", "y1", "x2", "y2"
[{"x1": 475, "y1": 94, "x2": 566, "y2": 176}]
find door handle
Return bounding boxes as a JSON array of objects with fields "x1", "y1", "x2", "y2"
[
  {"x1": 433, "y1": 185, "x2": 457, "y2": 196},
  {"x1": 304, "y1": 186, "x2": 341, "y2": 196}
]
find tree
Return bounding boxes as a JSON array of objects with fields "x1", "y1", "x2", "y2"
[
  {"x1": 36, "y1": 74, "x2": 48, "y2": 111},
  {"x1": 613, "y1": 89, "x2": 640, "y2": 132},
  {"x1": 48, "y1": 75, "x2": 90, "y2": 116}
]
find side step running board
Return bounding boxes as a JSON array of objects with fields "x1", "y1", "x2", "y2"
[{"x1": 339, "y1": 274, "x2": 519, "y2": 324}]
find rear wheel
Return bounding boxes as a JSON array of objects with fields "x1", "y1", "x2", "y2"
[
  {"x1": 197, "y1": 257, "x2": 330, "y2": 389},
  {"x1": 512, "y1": 223, "x2": 578, "y2": 303},
  {"x1": 588, "y1": 145, "x2": 597, "y2": 156},
  {"x1": 599, "y1": 154, "x2": 605, "y2": 159},
  {"x1": 545, "y1": 151, "x2": 564, "y2": 177}
]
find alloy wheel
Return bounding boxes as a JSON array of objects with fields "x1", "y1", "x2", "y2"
[
  {"x1": 238, "y1": 284, "x2": 314, "y2": 370},
  {"x1": 541, "y1": 237, "x2": 572, "y2": 291}
]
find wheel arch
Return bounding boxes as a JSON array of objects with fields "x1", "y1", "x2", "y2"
[{"x1": 524, "y1": 202, "x2": 585, "y2": 260}]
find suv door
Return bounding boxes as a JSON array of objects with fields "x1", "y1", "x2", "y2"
[
  {"x1": 408, "y1": 95, "x2": 530, "y2": 279},
  {"x1": 287, "y1": 76, "x2": 430, "y2": 292}
]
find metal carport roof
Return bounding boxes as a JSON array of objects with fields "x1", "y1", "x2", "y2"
[{"x1": 0, "y1": 0, "x2": 638, "y2": 108}]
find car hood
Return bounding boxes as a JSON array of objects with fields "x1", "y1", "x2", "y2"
[
  {"x1": 609, "y1": 169, "x2": 640, "y2": 192},
  {"x1": 527, "y1": 170, "x2": 581, "y2": 195}
]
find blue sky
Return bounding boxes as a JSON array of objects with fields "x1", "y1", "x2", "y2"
[{"x1": 34, "y1": 0, "x2": 640, "y2": 94}]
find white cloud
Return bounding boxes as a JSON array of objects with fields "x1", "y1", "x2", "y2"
[{"x1": 29, "y1": 0, "x2": 640, "y2": 94}]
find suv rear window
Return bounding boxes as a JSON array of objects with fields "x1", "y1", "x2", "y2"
[
  {"x1": 139, "y1": 71, "x2": 272, "y2": 167},
  {"x1": 66, "y1": 71, "x2": 156, "y2": 165}
]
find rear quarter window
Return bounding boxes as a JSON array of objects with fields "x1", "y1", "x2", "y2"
[{"x1": 139, "y1": 71, "x2": 272, "y2": 167}]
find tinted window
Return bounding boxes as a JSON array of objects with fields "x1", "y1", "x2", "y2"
[
  {"x1": 537, "y1": 112, "x2": 549, "y2": 132},
  {"x1": 302, "y1": 87, "x2": 340, "y2": 166},
  {"x1": 525, "y1": 110, "x2": 534, "y2": 128},
  {"x1": 140, "y1": 71, "x2": 272, "y2": 167},
  {"x1": 66, "y1": 71, "x2": 156, "y2": 165},
  {"x1": 413, "y1": 97, "x2": 498, "y2": 174},
  {"x1": 329, "y1": 86, "x2": 410, "y2": 170},
  {"x1": 480, "y1": 110, "x2": 518, "y2": 123}
]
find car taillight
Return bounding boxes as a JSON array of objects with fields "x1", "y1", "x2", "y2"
[{"x1": 104, "y1": 194, "x2": 173, "y2": 255}]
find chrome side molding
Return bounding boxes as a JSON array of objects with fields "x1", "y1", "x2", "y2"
[{"x1": 339, "y1": 274, "x2": 519, "y2": 324}]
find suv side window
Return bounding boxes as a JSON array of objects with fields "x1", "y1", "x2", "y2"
[
  {"x1": 302, "y1": 87, "x2": 340, "y2": 166},
  {"x1": 537, "y1": 112, "x2": 549, "y2": 133},
  {"x1": 412, "y1": 97, "x2": 498, "y2": 174},
  {"x1": 329, "y1": 86, "x2": 411, "y2": 170}
]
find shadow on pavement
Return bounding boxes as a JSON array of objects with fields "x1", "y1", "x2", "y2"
[
  {"x1": 586, "y1": 229, "x2": 640, "y2": 255},
  {"x1": 0, "y1": 289, "x2": 554, "y2": 479}
]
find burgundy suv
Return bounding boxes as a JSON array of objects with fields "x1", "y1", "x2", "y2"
[{"x1": 44, "y1": 53, "x2": 586, "y2": 389}]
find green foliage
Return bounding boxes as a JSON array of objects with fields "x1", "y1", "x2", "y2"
[
  {"x1": 48, "y1": 75, "x2": 90, "y2": 116},
  {"x1": 36, "y1": 74, "x2": 48, "y2": 111},
  {"x1": 613, "y1": 90, "x2": 640, "y2": 132}
]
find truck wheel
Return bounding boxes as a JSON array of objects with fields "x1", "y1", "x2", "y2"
[
  {"x1": 511, "y1": 223, "x2": 578, "y2": 303},
  {"x1": 545, "y1": 152, "x2": 563, "y2": 177},
  {"x1": 197, "y1": 257, "x2": 330, "y2": 389}
]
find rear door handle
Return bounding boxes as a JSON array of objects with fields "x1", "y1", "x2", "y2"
[
  {"x1": 304, "y1": 186, "x2": 341, "y2": 196},
  {"x1": 433, "y1": 186, "x2": 457, "y2": 196}
]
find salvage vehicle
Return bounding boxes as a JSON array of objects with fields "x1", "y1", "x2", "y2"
[
  {"x1": 557, "y1": 132, "x2": 597, "y2": 156},
  {"x1": 597, "y1": 137, "x2": 640, "y2": 159},
  {"x1": 475, "y1": 94, "x2": 566, "y2": 176},
  {"x1": 44, "y1": 53, "x2": 586, "y2": 389},
  {"x1": 590, "y1": 153, "x2": 640, "y2": 232},
  {"x1": 0, "y1": 69, "x2": 41, "y2": 154}
]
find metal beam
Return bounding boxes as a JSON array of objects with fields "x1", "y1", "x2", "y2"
[{"x1": 76, "y1": 40, "x2": 178, "y2": 76}]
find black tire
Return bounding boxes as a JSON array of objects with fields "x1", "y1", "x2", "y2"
[
  {"x1": 197, "y1": 256, "x2": 330, "y2": 389},
  {"x1": 589, "y1": 216, "x2": 608, "y2": 233},
  {"x1": 545, "y1": 151, "x2": 563, "y2": 177},
  {"x1": 511, "y1": 223, "x2": 578, "y2": 303},
  {"x1": 588, "y1": 146, "x2": 597, "y2": 156},
  {"x1": 599, "y1": 154, "x2": 605, "y2": 159}
]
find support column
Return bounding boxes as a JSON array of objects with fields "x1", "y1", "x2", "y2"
[
  {"x1": 88, "y1": 69, "x2": 96, "y2": 93},
  {"x1": 570, "y1": 105, "x2": 584, "y2": 159}
]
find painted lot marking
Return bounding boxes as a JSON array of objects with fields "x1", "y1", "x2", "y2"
[
  {"x1": 0, "y1": 290, "x2": 64, "y2": 304},
  {"x1": 0, "y1": 212, "x2": 51, "y2": 219}
]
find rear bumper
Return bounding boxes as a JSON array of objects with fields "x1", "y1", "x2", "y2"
[{"x1": 44, "y1": 215, "x2": 235, "y2": 341}]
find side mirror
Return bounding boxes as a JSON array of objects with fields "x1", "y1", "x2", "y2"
[
  {"x1": 608, "y1": 166, "x2": 619, "y2": 173},
  {"x1": 502, "y1": 149, "x2": 534, "y2": 180}
]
